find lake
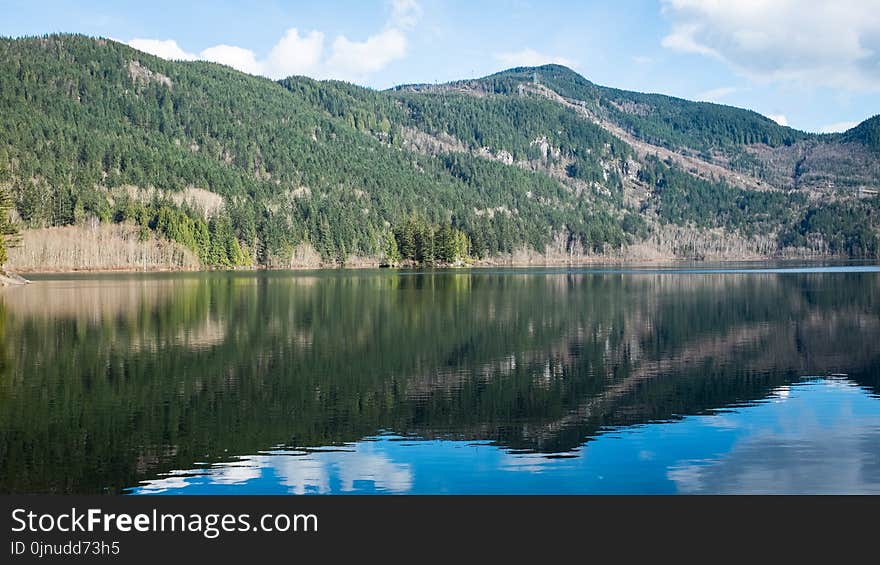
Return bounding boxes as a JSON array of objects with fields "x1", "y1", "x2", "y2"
[{"x1": 1, "y1": 265, "x2": 879, "y2": 494}]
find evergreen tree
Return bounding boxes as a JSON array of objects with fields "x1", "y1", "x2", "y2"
[
  {"x1": 415, "y1": 221, "x2": 434, "y2": 265},
  {"x1": 0, "y1": 184, "x2": 18, "y2": 266},
  {"x1": 382, "y1": 231, "x2": 401, "y2": 266},
  {"x1": 452, "y1": 229, "x2": 470, "y2": 262},
  {"x1": 435, "y1": 224, "x2": 453, "y2": 263},
  {"x1": 395, "y1": 221, "x2": 417, "y2": 261}
]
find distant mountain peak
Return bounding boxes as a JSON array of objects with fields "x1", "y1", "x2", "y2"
[{"x1": 844, "y1": 114, "x2": 880, "y2": 150}]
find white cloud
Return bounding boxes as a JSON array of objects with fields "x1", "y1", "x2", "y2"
[
  {"x1": 390, "y1": 0, "x2": 423, "y2": 30},
  {"x1": 200, "y1": 44, "x2": 264, "y2": 75},
  {"x1": 661, "y1": 22, "x2": 719, "y2": 58},
  {"x1": 661, "y1": 0, "x2": 880, "y2": 90},
  {"x1": 494, "y1": 48, "x2": 578, "y2": 70},
  {"x1": 697, "y1": 86, "x2": 736, "y2": 102},
  {"x1": 767, "y1": 114, "x2": 788, "y2": 126},
  {"x1": 818, "y1": 121, "x2": 859, "y2": 133},
  {"x1": 126, "y1": 1, "x2": 419, "y2": 82},
  {"x1": 326, "y1": 28, "x2": 408, "y2": 77},
  {"x1": 127, "y1": 38, "x2": 196, "y2": 61},
  {"x1": 266, "y1": 28, "x2": 325, "y2": 77}
]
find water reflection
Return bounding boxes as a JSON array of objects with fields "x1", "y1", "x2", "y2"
[
  {"x1": 666, "y1": 380, "x2": 880, "y2": 494},
  {"x1": 129, "y1": 380, "x2": 880, "y2": 494},
  {"x1": 136, "y1": 443, "x2": 415, "y2": 495},
  {"x1": 1, "y1": 267, "x2": 879, "y2": 494}
]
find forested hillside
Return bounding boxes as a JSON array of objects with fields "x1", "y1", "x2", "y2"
[
  {"x1": 0, "y1": 34, "x2": 878, "y2": 271},
  {"x1": 845, "y1": 115, "x2": 880, "y2": 151}
]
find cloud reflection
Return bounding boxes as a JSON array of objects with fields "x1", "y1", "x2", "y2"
[
  {"x1": 668, "y1": 382, "x2": 880, "y2": 494},
  {"x1": 136, "y1": 442, "x2": 413, "y2": 494}
]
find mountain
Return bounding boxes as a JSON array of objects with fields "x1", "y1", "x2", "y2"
[
  {"x1": 844, "y1": 115, "x2": 880, "y2": 152},
  {"x1": 0, "y1": 34, "x2": 878, "y2": 270}
]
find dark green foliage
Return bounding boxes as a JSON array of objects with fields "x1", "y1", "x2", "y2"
[
  {"x1": 601, "y1": 90, "x2": 804, "y2": 152},
  {"x1": 483, "y1": 65, "x2": 807, "y2": 153},
  {"x1": 207, "y1": 213, "x2": 248, "y2": 267},
  {"x1": 621, "y1": 211, "x2": 649, "y2": 240},
  {"x1": 781, "y1": 199, "x2": 880, "y2": 257},
  {"x1": 449, "y1": 64, "x2": 602, "y2": 100},
  {"x1": 565, "y1": 207, "x2": 628, "y2": 252},
  {"x1": 381, "y1": 230, "x2": 401, "y2": 265},
  {"x1": 283, "y1": 73, "x2": 632, "y2": 185},
  {"x1": 389, "y1": 217, "x2": 472, "y2": 265},
  {"x1": 644, "y1": 156, "x2": 802, "y2": 234},
  {"x1": 844, "y1": 115, "x2": 880, "y2": 152},
  {"x1": 433, "y1": 223, "x2": 470, "y2": 264},
  {"x1": 0, "y1": 163, "x2": 18, "y2": 266},
  {"x1": 0, "y1": 185, "x2": 18, "y2": 266},
  {"x1": 394, "y1": 220, "x2": 417, "y2": 261},
  {"x1": 391, "y1": 92, "x2": 632, "y2": 164}
]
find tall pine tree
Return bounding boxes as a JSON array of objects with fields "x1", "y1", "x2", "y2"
[{"x1": 0, "y1": 185, "x2": 19, "y2": 267}]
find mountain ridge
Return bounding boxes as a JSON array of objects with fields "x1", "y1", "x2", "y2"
[{"x1": 428, "y1": 63, "x2": 879, "y2": 138}]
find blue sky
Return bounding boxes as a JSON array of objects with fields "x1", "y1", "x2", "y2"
[{"x1": 2, "y1": 0, "x2": 878, "y2": 133}]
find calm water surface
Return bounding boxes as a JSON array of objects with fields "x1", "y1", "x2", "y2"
[{"x1": 1, "y1": 265, "x2": 879, "y2": 494}]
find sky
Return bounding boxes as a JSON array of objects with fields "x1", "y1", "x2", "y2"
[{"x1": 1, "y1": 0, "x2": 879, "y2": 133}]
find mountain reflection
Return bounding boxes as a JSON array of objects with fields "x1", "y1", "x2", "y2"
[{"x1": 1, "y1": 268, "x2": 879, "y2": 493}]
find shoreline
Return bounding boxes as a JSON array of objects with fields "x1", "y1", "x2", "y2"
[
  {"x1": 0, "y1": 269, "x2": 31, "y2": 286},
  {"x1": 7, "y1": 224, "x2": 867, "y2": 276},
  {"x1": 7, "y1": 255, "x2": 872, "y2": 277}
]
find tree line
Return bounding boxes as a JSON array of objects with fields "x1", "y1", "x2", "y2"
[{"x1": 384, "y1": 216, "x2": 471, "y2": 266}]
